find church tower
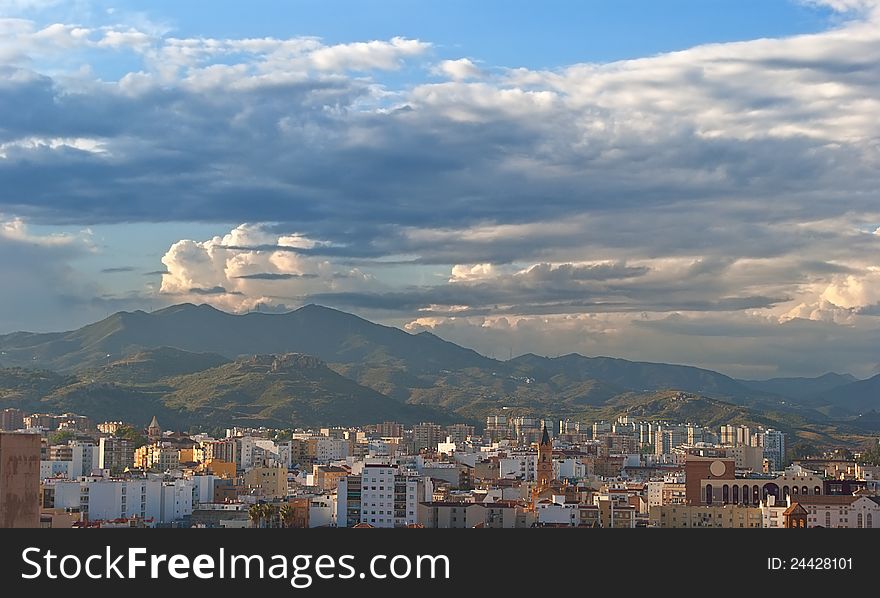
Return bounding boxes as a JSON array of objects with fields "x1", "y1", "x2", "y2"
[
  {"x1": 536, "y1": 424, "x2": 553, "y2": 489},
  {"x1": 147, "y1": 415, "x2": 161, "y2": 443}
]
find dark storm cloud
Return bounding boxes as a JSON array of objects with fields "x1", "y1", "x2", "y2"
[
  {"x1": 233, "y1": 272, "x2": 319, "y2": 280},
  {"x1": 187, "y1": 286, "x2": 242, "y2": 296}
]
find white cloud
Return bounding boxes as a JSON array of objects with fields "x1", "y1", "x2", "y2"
[
  {"x1": 159, "y1": 224, "x2": 377, "y2": 312},
  {"x1": 433, "y1": 58, "x2": 483, "y2": 81}
]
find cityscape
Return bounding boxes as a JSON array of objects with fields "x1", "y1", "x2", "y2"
[
  {"x1": 2, "y1": 386, "x2": 879, "y2": 529},
  {"x1": 1, "y1": 0, "x2": 880, "y2": 544}
]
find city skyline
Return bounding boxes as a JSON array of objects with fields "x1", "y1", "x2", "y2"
[{"x1": 2, "y1": 0, "x2": 880, "y2": 380}]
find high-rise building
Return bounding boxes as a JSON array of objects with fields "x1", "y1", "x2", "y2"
[
  {"x1": 336, "y1": 464, "x2": 432, "y2": 527},
  {"x1": 377, "y1": 422, "x2": 404, "y2": 438},
  {"x1": 0, "y1": 431, "x2": 41, "y2": 528},
  {"x1": 484, "y1": 415, "x2": 509, "y2": 441},
  {"x1": 445, "y1": 423, "x2": 475, "y2": 444},
  {"x1": 412, "y1": 422, "x2": 444, "y2": 451},
  {"x1": 98, "y1": 436, "x2": 136, "y2": 474},
  {"x1": 0, "y1": 408, "x2": 24, "y2": 431},
  {"x1": 763, "y1": 429, "x2": 786, "y2": 472}
]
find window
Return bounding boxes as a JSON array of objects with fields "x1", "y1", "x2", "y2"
[
  {"x1": 705, "y1": 484, "x2": 713, "y2": 505},
  {"x1": 868, "y1": 513, "x2": 873, "y2": 528},
  {"x1": 814, "y1": 486, "x2": 821, "y2": 495}
]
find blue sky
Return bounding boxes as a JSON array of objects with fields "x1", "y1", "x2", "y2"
[{"x1": 1, "y1": 0, "x2": 880, "y2": 378}]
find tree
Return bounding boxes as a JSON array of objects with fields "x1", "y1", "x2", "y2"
[
  {"x1": 278, "y1": 504, "x2": 295, "y2": 529},
  {"x1": 48, "y1": 430, "x2": 76, "y2": 445},
  {"x1": 248, "y1": 503, "x2": 264, "y2": 528},
  {"x1": 116, "y1": 425, "x2": 148, "y2": 448},
  {"x1": 261, "y1": 503, "x2": 277, "y2": 528},
  {"x1": 860, "y1": 439, "x2": 880, "y2": 466},
  {"x1": 786, "y1": 441, "x2": 819, "y2": 463}
]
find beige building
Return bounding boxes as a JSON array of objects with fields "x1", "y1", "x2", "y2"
[
  {"x1": 312, "y1": 464, "x2": 350, "y2": 491},
  {"x1": 650, "y1": 504, "x2": 763, "y2": 528},
  {"x1": 243, "y1": 465, "x2": 288, "y2": 499},
  {"x1": 418, "y1": 501, "x2": 534, "y2": 528},
  {"x1": 0, "y1": 432, "x2": 41, "y2": 528},
  {"x1": 725, "y1": 445, "x2": 765, "y2": 471}
]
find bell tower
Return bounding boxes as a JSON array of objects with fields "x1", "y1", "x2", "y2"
[{"x1": 536, "y1": 424, "x2": 553, "y2": 489}]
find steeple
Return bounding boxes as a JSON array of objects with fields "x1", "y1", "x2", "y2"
[
  {"x1": 147, "y1": 415, "x2": 161, "y2": 442},
  {"x1": 535, "y1": 424, "x2": 553, "y2": 491}
]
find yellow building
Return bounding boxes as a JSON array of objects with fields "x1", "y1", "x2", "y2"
[
  {"x1": 198, "y1": 459, "x2": 236, "y2": 478},
  {"x1": 133, "y1": 442, "x2": 180, "y2": 472}
]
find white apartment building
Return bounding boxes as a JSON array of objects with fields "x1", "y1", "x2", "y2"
[
  {"x1": 315, "y1": 437, "x2": 349, "y2": 464},
  {"x1": 499, "y1": 454, "x2": 537, "y2": 481},
  {"x1": 336, "y1": 464, "x2": 432, "y2": 527},
  {"x1": 70, "y1": 441, "x2": 100, "y2": 477},
  {"x1": 40, "y1": 460, "x2": 71, "y2": 479},
  {"x1": 49, "y1": 476, "x2": 197, "y2": 524}
]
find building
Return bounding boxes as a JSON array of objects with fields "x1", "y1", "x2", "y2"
[
  {"x1": 725, "y1": 445, "x2": 765, "y2": 471},
  {"x1": 650, "y1": 504, "x2": 763, "y2": 528},
  {"x1": 413, "y1": 423, "x2": 445, "y2": 452},
  {"x1": 763, "y1": 429, "x2": 786, "y2": 471},
  {"x1": 0, "y1": 432, "x2": 41, "y2": 528},
  {"x1": 98, "y1": 436, "x2": 136, "y2": 474},
  {"x1": 48, "y1": 475, "x2": 197, "y2": 524},
  {"x1": 243, "y1": 465, "x2": 288, "y2": 499},
  {"x1": 134, "y1": 442, "x2": 181, "y2": 472},
  {"x1": 147, "y1": 416, "x2": 162, "y2": 443},
  {"x1": 202, "y1": 439, "x2": 237, "y2": 466},
  {"x1": 445, "y1": 424, "x2": 475, "y2": 444},
  {"x1": 0, "y1": 408, "x2": 24, "y2": 431},
  {"x1": 536, "y1": 495, "x2": 637, "y2": 528},
  {"x1": 336, "y1": 464, "x2": 432, "y2": 527},
  {"x1": 684, "y1": 456, "x2": 736, "y2": 505},
  {"x1": 310, "y1": 464, "x2": 350, "y2": 491},
  {"x1": 535, "y1": 425, "x2": 553, "y2": 495},
  {"x1": 793, "y1": 494, "x2": 880, "y2": 528},
  {"x1": 418, "y1": 501, "x2": 531, "y2": 528},
  {"x1": 97, "y1": 421, "x2": 125, "y2": 435}
]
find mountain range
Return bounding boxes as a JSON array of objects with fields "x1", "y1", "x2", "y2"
[{"x1": 0, "y1": 303, "x2": 876, "y2": 442}]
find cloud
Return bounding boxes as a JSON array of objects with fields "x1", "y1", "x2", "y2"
[
  {"x1": 433, "y1": 58, "x2": 483, "y2": 80},
  {"x1": 100, "y1": 266, "x2": 135, "y2": 273},
  {"x1": 0, "y1": 7, "x2": 879, "y2": 376},
  {"x1": 233, "y1": 272, "x2": 319, "y2": 280},
  {"x1": 158, "y1": 223, "x2": 378, "y2": 312}
]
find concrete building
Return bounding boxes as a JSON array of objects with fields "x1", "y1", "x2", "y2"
[
  {"x1": 0, "y1": 408, "x2": 24, "y2": 431},
  {"x1": 0, "y1": 432, "x2": 41, "y2": 527},
  {"x1": 134, "y1": 442, "x2": 181, "y2": 472},
  {"x1": 243, "y1": 465, "x2": 288, "y2": 499},
  {"x1": 98, "y1": 436, "x2": 136, "y2": 474},
  {"x1": 48, "y1": 475, "x2": 197, "y2": 524},
  {"x1": 650, "y1": 504, "x2": 763, "y2": 528},
  {"x1": 336, "y1": 464, "x2": 432, "y2": 527},
  {"x1": 795, "y1": 494, "x2": 880, "y2": 528},
  {"x1": 412, "y1": 423, "x2": 445, "y2": 452},
  {"x1": 762, "y1": 429, "x2": 786, "y2": 472},
  {"x1": 418, "y1": 501, "x2": 530, "y2": 528}
]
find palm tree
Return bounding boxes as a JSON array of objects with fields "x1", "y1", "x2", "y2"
[
  {"x1": 278, "y1": 504, "x2": 295, "y2": 529},
  {"x1": 248, "y1": 503, "x2": 263, "y2": 529},
  {"x1": 261, "y1": 503, "x2": 277, "y2": 528}
]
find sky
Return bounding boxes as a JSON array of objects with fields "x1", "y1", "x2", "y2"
[{"x1": 1, "y1": 0, "x2": 879, "y2": 379}]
